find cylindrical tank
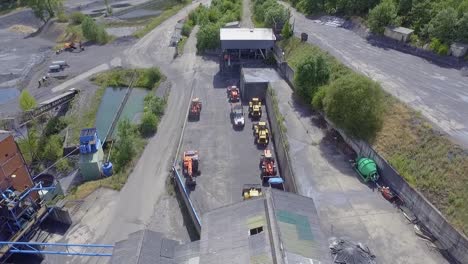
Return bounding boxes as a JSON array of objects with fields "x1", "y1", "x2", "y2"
[
  {"x1": 102, "y1": 162, "x2": 113, "y2": 177},
  {"x1": 356, "y1": 157, "x2": 379, "y2": 182}
]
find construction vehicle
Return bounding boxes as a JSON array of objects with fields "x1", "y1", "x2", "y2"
[
  {"x1": 351, "y1": 157, "x2": 380, "y2": 183},
  {"x1": 230, "y1": 102, "x2": 245, "y2": 128},
  {"x1": 248, "y1": 97, "x2": 262, "y2": 119},
  {"x1": 227, "y1": 86, "x2": 240, "y2": 102},
  {"x1": 188, "y1": 98, "x2": 202, "y2": 120},
  {"x1": 253, "y1": 121, "x2": 269, "y2": 146},
  {"x1": 260, "y1": 149, "x2": 276, "y2": 176},
  {"x1": 183, "y1": 150, "x2": 199, "y2": 186},
  {"x1": 242, "y1": 184, "x2": 263, "y2": 200}
]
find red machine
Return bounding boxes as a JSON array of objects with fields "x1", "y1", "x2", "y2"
[
  {"x1": 188, "y1": 98, "x2": 202, "y2": 120},
  {"x1": 227, "y1": 86, "x2": 240, "y2": 102},
  {"x1": 183, "y1": 150, "x2": 199, "y2": 186},
  {"x1": 260, "y1": 149, "x2": 276, "y2": 176}
]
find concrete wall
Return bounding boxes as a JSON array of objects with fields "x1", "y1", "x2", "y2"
[
  {"x1": 327, "y1": 120, "x2": 468, "y2": 264},
  {"x1": 274, "y1": 52, "x2": 468, "y2": 263},
  {"x1": 264, "y1": 87, "x2": 297, "y2": 193},
  {"x1": 384, "y1": 27, "x2": 411, "y2": 42}
]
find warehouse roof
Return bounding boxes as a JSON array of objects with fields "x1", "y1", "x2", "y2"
[
  {"x1": 111, "y1": 189, "x2": 330, "y2": 264},
  {"x1": 220, "y1": 28, "x2": 276, "y2": 41}
]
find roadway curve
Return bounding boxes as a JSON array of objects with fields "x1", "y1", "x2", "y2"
[{"x1": 285, "y1": 2, "x2": 468, "y2": 147}]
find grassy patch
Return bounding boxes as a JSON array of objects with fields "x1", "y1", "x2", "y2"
[
  {"x1": 91, "y1": 68, "x2": 164, "y2": 90},
  {"x1": 177, "y1": 36, "x2": 188, "y2": 55},
  {"x1": 268, "y1": 86, "x2": 288, "y2": 150},
  {"x1": 279, "y1": 37, "x2": 352, "y2": 81},
  {"x1": 281, "y1": 36, "x2": 468, "y2": 235},
  {"x1": 374, "y1": 99, "x2": 468, "y2": 234},
  {"x1": 134, "y1": 2, "x2": 189, "y2": 38},
  {"x1": 68, "y1": 86, "x2": 106, "y2": 143}
]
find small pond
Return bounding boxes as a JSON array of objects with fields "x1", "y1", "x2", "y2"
[{"x1": 95, "y1": 87, "x2": 148, "y2": 140}]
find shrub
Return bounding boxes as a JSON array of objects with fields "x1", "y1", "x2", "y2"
[
  {"x1": 196, "y1": 23, "x2": 221, "y2": 52},
  {"x1": 311, "y1": 85, "x2": 327, "y2": 110},
  {"x1": 282, "y1": 21, "x2": 293, "y2": 39},
  {"x1": 368, "y1": 0, "x2": 398, "y2": 34},
  {"x1": 323, "y1": 73, "x2": 385, "y2": 140},
  {"x1": 19, "y1": 90, "x2": 37, "y2": 111},
  {"x1": 70, "y1": 12, "x2": 85, "y2": 25},
  {"x1": 40, "y1": 134, "x2": 63, "y2": 162},
  {"x1": 429, "y1": 38, "x2": 441, "y2": 51},
  {"x1": 81, "y1": 16, "x2": 109, "y2": 44},
  {"x1": 140, "y1": 112, "x2": 158, "y2": 136},
  {"x1": 437, "y1": 43, "x2": 450, "y2": 55},
  {"x1": 113, "y1": 119, "x2": 136, "y2": 172},
  {"x1": 57, "y1": 10, "x2": 68, "y2": 22},
  {"x1": 135, "y1": 68, "x2": 162, "y2": 89},
  {"x1": 427, "y1": 8, "x2": 458, "y2": 43},
  {"x1": 56, "y1": 159, "x2": 71, "y2": 173},
  {"x1": 181, "y1": 22, "x2": 193, "y2": 37},
  {"x1": 44, "y1": 117, "x2": 67, "y2": 137},
  {"x1": 294, "y1": 54, "x2": 330, "y2": 100}
]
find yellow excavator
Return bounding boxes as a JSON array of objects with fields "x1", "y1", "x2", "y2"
[
  {"x1": 248, "y1": 98, "x2": 262, "y2": 119},
  {"x1": 253, "y1": 121, "x2": 269, "y2": 146}
]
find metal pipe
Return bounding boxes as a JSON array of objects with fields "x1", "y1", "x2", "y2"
[
  {"x1": 0, "y1": 241, "x2": 114, "y2": 247},
  {"x1": 8, "y1": 249, "x2": 112, "y2": 257}
]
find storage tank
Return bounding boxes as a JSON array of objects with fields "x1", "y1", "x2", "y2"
[
  {"x1": 355, "y1": 157, "x2": 379, "y2": 182},
  {"x1": 102, "y1": 162, "x2": 113, "y2": 177}
]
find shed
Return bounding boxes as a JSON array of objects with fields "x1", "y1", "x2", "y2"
[
  {"x1": 240, "y1": 68, "x2": 281, "y2": 101},
  {"x1": 384, "y1": 26, "x2": 414, "y2": 42},
  {"x1": 450, "y1": 42, "x2": 468, "y2": 58},
  {"x1": 220, "y1": 28, "x2": 276, "y2": 50}
]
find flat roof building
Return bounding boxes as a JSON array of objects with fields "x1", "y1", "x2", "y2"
[
  {"x1": 111, "y1": 189, "x2": 330, "y2": 264},
  {"x1": 220, "y1": 28, "x2": 276, "y2": 50}
]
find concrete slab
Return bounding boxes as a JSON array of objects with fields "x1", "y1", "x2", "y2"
[{"x1": 269, "y1": 80, "x2": 449, "y2": 264}]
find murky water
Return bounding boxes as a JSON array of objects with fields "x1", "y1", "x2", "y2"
[
  {"x1": 95, "y1": 87, "x2": 148, "y2": 140},
  {"x1": 0, "y1": 88, "x2": 19, "y2": 104}
]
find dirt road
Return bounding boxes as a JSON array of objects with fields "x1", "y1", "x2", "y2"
[{"x1": 44, "y1": 1, "x2": 210, "y2": 263}]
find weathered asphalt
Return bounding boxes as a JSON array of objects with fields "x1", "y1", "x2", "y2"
[{"x1": 285, "y1": 2, "x2": 468, "y2": 147}]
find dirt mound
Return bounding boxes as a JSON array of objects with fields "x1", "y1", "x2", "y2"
[{"x1": 8, "y1": 24, "x2": 37, "y2": 34}]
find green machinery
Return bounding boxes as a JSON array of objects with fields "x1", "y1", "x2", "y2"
[{"x1": 353, "y1": 157, "x2": 380, "y2": 183}]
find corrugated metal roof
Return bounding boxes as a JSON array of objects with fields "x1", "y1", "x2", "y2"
[{"x1": 220, "y1": 28, "x2": 276, "y2": 41}]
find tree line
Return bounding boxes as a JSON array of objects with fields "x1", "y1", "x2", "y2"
[{"x1": 291, "y1": 0, "x2": 468, "y2": 54}]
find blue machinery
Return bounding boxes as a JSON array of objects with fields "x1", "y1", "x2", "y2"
[{"x1": 0, "y1": 181, "x2": 113, "y2": 261}]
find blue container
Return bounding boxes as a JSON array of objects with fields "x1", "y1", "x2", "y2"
[{"x1": 102, "y1": 162, "x2": 113, "y2": 177}]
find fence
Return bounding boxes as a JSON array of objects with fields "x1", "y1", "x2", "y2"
[
  {"x1": 172, "y1": 166, "x2": 202, "y2": 236},
  {"x1": 274, "y1": 46, "x2": 468, "y2": 263},
  {"x1": 264, "y1": 86, "x2": 297, "y2": 193}
]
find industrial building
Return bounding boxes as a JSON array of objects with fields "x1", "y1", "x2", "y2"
[
  {"x1": 111, "y1": 188, "x2": 330, "y2": 264},
  {"x1": 240, "y1": 67, "x2": 282, "y2": 102},
  {"x1": 220, "y1": 28, "x2": 276, "y2": 72},
  {"x1": 0, "y1": 132, "x2": 63, "y2": 261}
]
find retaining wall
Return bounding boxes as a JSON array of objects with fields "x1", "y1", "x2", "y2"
[
  {"x1": 274, "y1": 51, "x2": 468, "y2": 263},
  {"x1": 264, "y1": 86, "x2": 297, "y2": 193},
  {"x1": 172, "y1": 167, "x2": 202, "y2": 236},
  {"x1": 330, "y1": 123, "x2": 468, "y2": 263}
]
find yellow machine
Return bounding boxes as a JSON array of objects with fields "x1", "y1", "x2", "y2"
[
  {"x1": 253, "y1": 121, "x2": 269, "y2": 145},
  {"x1": 242, "y1": 184, "x2": 263, "y2": 200},
  {"x1": 248, "y1": 98, "x2": 262, "y2": 118}
]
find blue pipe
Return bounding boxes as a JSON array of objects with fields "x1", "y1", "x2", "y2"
[
  {"x1": 8, "y1": 250, "x2": 112, "y2": 257},
  {"x1": 0, "y1": 241, "x2": 114, "y2": 247}
]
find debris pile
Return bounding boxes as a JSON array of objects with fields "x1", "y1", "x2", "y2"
[
  {"x1": 8, "y1": 24, "x2": 36, "y2": 34},
  {"x1": 329, "y1": 238, "x2": 376, "y2": 264}
]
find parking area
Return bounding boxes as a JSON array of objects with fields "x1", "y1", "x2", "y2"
[{"x1": 176, "y1": 65, "x2": 277, "y2": 215}]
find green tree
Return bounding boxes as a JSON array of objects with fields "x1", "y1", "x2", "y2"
[
  {"x1": 19, "y1": 90, "x2": 37, "y2": 111},
  {"x1": 282, "y1": 20, "x2": 293, "y2": 39},
  {"x1": 196, "y1": 23, "x2": 220, "y2": 52},
  {"x1": 17, "y1": 127, "x2": 40, "y2": 164},
  {"x1": 297, "y1": 0, "x2": 322, "y2": 14},
  {"x1": 398, "y1": 0, "x2": 412, "y2": 16},
  {"x1": 368, "y1": 0, "x2": 398, "y2": 34},
  {"x1": 409, "y1": 0, "x2": 433, "y2": 34},
  {"x1": 114, "y1": 118, "x2": 136, "y2": 172},
  {"x1": 40, "y1": 134, "x2": 63, "y2": 162},
  {"x1": 81, "y1": 16, "x2": 109, "y2": 44},
  {"x1": 427, "y1": 8, "x2": 458, "y2": 43},
  {"x1": 264, "y1": 5, "x2": 289, "y2": 27},
  {"x1": 294, "y1": 54, "x2": 330, "y2": 100},
  {"x1": 459, "y1": 0, "x2": 468, "y2": 17},
  {"x1": 457, "y1": 12, "x2": 468, "y2": 42},
  {"x1": 26, "y1": 0, "x2": 62, "y2": 22},
  {"x1": 323, "y1": 73, "x2": 385, "y2": 140},
  {"x1": 144, "y1": 94, "x2": 166, "y2": 116},
  {"x1": 140, "y1": 112, "x2": 158, "y2": 136}
]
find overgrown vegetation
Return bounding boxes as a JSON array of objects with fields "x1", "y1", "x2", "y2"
[
  {"x1": 0, "y1": 0, "x2": 25, "y2": 16},
  {"x1": 253, "y1": 0, "x2": 289, "y2": 28},
  {"x1": 177, "y1": 19, "x2": 194, "y2": 55},
  {"x1": 289, "y1": 0, "x2": 468, "y2": 50},
  {"x1": 81, "y1": 16, "x2": 110, "y2": 44},
  {"x1": 26, "y1": 0, "x2": 64, "y2": 23},
  {"x1": 91, "y1": 68, "x2": 163, "y2": 90},
  {"x1": 280, "y1": 36, "x2": 467, "y2": 234},
  {"x1": 133, "y1": 2, "x2": 189, "y2": 38},
  {"x1": 187, "y1": 0, "x2": 242, "y2": 52},
  {"x1": 19, "y1": 90, "x2": 37, "y2": 111},
  {"x1": 66, "y1": 68, "x2": 167, "y2": 198}
]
